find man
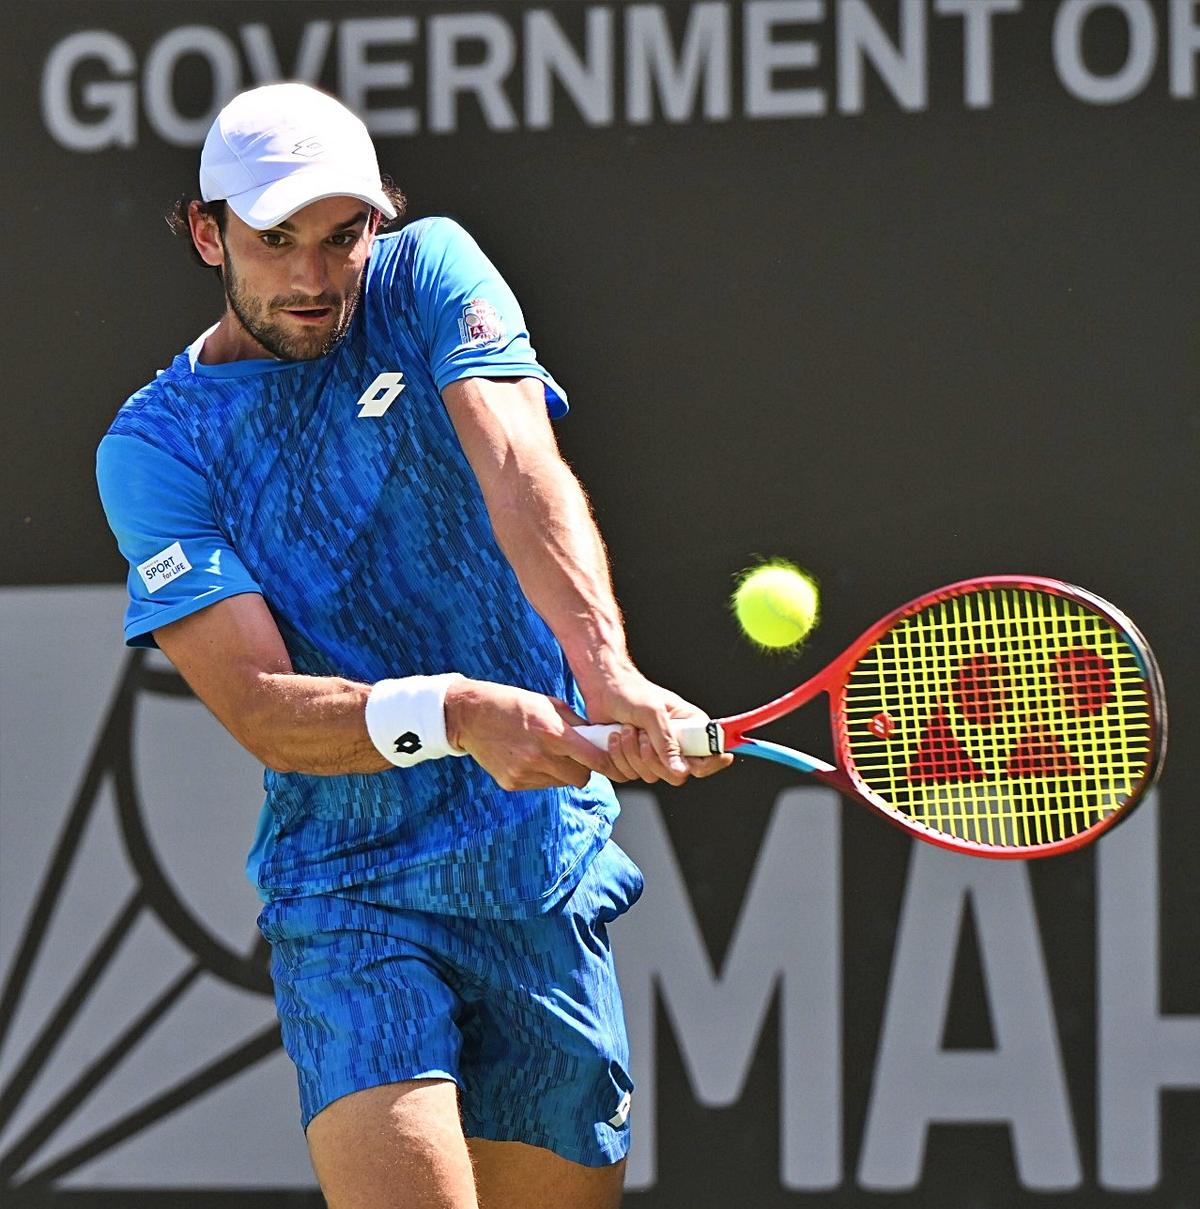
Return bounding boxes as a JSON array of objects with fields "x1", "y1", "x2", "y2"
[{"x1": 96, "y1": 83, "x2": 728, "y2": 1209}]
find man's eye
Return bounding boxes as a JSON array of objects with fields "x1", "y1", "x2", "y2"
[
  {"x1": 329, "y1": 231, "x2": 357, "y2": 247},
  {"x1": 260, "y1": 232, "x2": 287, "y2": 248}
]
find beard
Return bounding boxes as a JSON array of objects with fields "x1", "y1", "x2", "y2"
[{"x1": 222, "y1": 255, "x2": 364, "y2": 362}]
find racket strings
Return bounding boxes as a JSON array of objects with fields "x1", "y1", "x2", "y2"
[{"x1": 841, "y1": 588, "x2": 1154, "y2": 848}]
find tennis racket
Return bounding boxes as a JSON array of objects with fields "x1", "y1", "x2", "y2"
[{"x1": 578, "y1": 576, "x2": 1166, "y2": 858}]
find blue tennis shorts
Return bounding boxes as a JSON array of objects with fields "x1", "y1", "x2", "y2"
[{"x1": 257, "y1": 839, "x2": 644, "y2": 1167}]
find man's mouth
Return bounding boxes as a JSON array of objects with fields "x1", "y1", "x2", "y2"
[{"x1": 281, "y1": 306, "x2": 334, "y2": 323}]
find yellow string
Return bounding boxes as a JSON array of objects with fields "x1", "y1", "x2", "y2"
[{"x1": 842, "y1": 587, "x2": 1152, "y2": 847}]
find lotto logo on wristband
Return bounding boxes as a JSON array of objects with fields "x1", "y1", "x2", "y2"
[
  {"x1": 137, "y1": 542, "x2": 191, "y2": 594},
  {"x1": 366, "y1": 675, "x2": 465, "y2": 769}
]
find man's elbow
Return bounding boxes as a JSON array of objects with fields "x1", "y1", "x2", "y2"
[
  {"x1": 257, "y1": 746, "x2": 299, "y2": 775},
  {"x1": 229, "y1": 709, "x2": 297, "y2": 774}
]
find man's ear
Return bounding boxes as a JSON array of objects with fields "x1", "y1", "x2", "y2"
[{"x1": 188, "y1": 201, "x2": 225, "y2": 269}]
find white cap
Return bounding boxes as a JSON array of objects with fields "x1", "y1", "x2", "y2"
[{"x1": 199, "y1": 83, "x2": 397, "y2": 230}]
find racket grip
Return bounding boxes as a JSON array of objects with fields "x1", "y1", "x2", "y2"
[
  {"x1": 574, "y1": 723, "x2": 623, "y2": 748},
  {"x1": 574, "y1": 722, "x2": 721, "y2": 757}
]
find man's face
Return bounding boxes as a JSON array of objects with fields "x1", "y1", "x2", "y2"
[{"x1": 215, "y1": 197, "x2": 377, "y2": 361}]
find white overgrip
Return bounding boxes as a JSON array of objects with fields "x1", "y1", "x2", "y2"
[{"x1": 574, "y1": 721, "x2": 721, "y2": 756}]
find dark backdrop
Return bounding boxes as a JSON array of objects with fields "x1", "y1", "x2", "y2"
[{"x1": 1, "y1": 2, "x2": 1195, "y2": 1207}]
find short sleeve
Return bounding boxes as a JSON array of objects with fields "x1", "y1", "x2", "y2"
[
  {"x1": 408, "y1": 218, "x2": 568, "y2": 416},
  {"x1": 96, "y1": 434, "x2": 263, "y2": 647}
]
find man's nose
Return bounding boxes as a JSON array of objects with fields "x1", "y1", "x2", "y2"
[{"x1": 290, "y1": 244, "x2": 331, "y2": 296}]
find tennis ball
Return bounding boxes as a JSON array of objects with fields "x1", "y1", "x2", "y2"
[{"x1": 732, "y1": 562, "x2": 820, "y2": 650}]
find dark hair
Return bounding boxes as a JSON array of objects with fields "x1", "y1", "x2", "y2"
[
  {"x1": 165, "y1": 198, "x2": 227, "y2": 273},
  {"x1": 165, "y1": 176, "x2": 408, "y2": 272}
]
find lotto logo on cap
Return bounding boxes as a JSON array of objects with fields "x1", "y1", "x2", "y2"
[{"x1": 199, "y1": 83, "x2": 396, "y2": 230}]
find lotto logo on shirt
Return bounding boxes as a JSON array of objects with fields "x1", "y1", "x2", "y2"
[
  {"x1": 137, "y1": 541, "x2": 192, "y2": 594},
  {"x1": 458, "y1": 298, "x2": 505, "y2": 346}
]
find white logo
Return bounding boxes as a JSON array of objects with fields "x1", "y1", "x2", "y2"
[
  {"x1": 137, "y1": 541, "x2": 191, "y2": 594},
  {"x1": 355, "y1": 372, "x2": 405, "y2": 418},
  {"x1": 607, "y1": 1090, "x2": 632, "y2": 1129}
]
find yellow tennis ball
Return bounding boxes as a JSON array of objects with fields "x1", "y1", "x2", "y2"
[{"x1": 732, "y1": 562, "x2": 820, "y2": 650}]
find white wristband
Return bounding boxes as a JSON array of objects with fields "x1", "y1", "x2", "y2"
[{"x1": 365, "y1": 674, "x2": 467, "y2": 768}]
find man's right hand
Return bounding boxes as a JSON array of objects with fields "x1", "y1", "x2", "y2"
[{"x1": 443, "y1": 679, "x2": 625, "y2": 791}]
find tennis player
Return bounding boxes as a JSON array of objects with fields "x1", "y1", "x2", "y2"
[{"x1": 96, "y1": 83, "x2": 728, "y2": 1209}]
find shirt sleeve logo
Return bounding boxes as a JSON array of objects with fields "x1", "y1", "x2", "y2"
[
  {"x1": 457, "y1": 298, "x2": 505, "y2": 346},
  {"x1": 137, "y1": 541, "x2": 192, "y2": 594}
]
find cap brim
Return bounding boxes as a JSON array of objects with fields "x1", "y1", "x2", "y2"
[{"x1": 225, "y1": 169, "x2": 397, "y2": 229}]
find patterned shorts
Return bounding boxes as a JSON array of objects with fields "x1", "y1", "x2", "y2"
[{"x1": 257, "y1": 839, "x2": 643, "y2": 1167}]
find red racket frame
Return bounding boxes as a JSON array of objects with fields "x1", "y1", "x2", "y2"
[{"x1": 711, "y1": 576, "x2": 1167, "y2": 858}]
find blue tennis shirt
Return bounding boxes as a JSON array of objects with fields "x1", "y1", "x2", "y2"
[{"x1": 96, "y1": 217, "x2": 619, "y2": 918}]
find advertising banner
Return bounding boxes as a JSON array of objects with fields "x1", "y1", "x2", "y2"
[{"x1": 2, "y1": 3, "x2": 1195, "y2": 1206}]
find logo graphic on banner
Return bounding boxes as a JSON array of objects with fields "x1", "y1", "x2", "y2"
[{"x1": 0, "y1": 650, "x2": 279, "y2": 1198}]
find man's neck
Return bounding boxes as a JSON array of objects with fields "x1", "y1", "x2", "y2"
[{"x1": 196, "y1": 310, "x2": 278, "y2": 364}]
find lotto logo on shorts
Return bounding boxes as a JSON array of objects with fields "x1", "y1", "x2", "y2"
[
  {"x1": 137, "y1": 542, "x2": 191, "y2": 594},
  {"x1": 607, "y1": 1090, "x2": 632, "y2": 1129},
  {"x1": 457, "y1": 298, "x2": 505, "y2": 345}
]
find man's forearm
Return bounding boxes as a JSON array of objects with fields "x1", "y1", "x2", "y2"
[
  {"x1": 153, "y1": 597, "x2": 390, "y2": 776},
  {"x1": 479, "y1": 445, "x2": 703, "y2": 778},
  {"x1": 440, "y1": 377, "x2": 635, "y2": 696},
  {"x1": 232, "y1": 672, "x2": 387, "y2": 775},
  {"x1": 245, "y1": 672, "x2": 616, "y2": 791},
  {"x1": 483, "y1": 443, "x2": 635, "y2": 693}
]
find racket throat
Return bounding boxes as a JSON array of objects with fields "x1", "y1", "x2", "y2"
[{"x1": 740, "y1": 737, "x2": 836, "y2": 774}]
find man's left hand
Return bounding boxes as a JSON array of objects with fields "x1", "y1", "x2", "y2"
[{"x1": 581, "y1": 669, "x2": 733, "y2": 786}]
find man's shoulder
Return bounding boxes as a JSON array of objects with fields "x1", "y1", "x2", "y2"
[
  {"x1": 370, "y1": 216, "x2": 474, "y2": 273},
  {"x1": 380, "y1": 215, "x2": 470, "y2": 248},
  {"x1": 104, "y1": 352, "x2": 198, "y2": 466},
  {"x1": 365, "y1": 219, "x2": 471, "y2": 334}
]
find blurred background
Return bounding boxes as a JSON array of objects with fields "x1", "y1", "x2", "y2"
[{"x1": 1, "y1": 1, "x2": 1196, "y2": 1205}]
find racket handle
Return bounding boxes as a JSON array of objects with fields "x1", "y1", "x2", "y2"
[{"x1": 574, "y1": 721, "x2": 721, "y2": 757}]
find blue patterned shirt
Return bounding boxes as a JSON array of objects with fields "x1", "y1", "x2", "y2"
[{"x1": 96, "y1": 218, "x2": 618, "y2": 918}]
